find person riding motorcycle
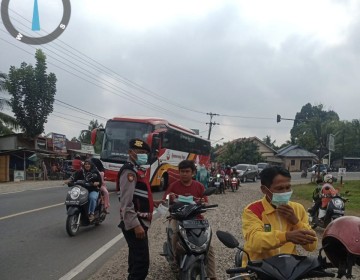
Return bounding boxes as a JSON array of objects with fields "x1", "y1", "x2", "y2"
[
  {"x1": 308, "y1": 174, "x2": 339, "y2": 220},
  {"x1": 65, "y1": 159, "x2": 102, "y2": 222},
  {"x1": 322, "y1": 216, "x2": 360, "y2": 278}
]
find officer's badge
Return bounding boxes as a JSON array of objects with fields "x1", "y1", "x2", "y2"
[
  {"x1": 134, "y1": 140, "x2": 143, "y2": 148},
  {"x1": 127, "y1": 173, "x2": 135, "y2": 182}
]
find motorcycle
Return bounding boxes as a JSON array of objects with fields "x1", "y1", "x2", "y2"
[
  {"x1": 65, "y1": 180, "x2": 107, "y2": 236},
  {"x1": 308, "y1": 193, "x2": 347, "y2": 229},
  {"x1": 216, "y1": 230, "x2": 343, "y2": 280},
  {"x1": 224, "y1": 174, "x2": 230, "y2": 189},
  {"x1": 230, "y1": 175, "x2": 240, "y2": 192},
  {"x1": 210, "y1": 173, "x2": 225, "y2": 194},
  {"x1": 162, "y1": 187, "x2": 218, "y2": 280}
]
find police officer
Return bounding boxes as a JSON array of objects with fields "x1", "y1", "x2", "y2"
[{"x1": 118, "y1": 138, "x2": 162, "y2": 280}]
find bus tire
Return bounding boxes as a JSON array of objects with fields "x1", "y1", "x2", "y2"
[{"x1": 158, "y1": 174, "x2": 168, "y2": 192}]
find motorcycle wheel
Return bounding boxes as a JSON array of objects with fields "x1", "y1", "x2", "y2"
[
  {"x1": 180, "y1": 262, "x2": 202, "y2": 280},
  {"x1": 66, "y1": 214, "x2": 80, "y2": 236}
]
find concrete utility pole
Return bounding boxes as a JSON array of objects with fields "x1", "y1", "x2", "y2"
[{"x1": 206, "y1": 112, "x2": 219, "y2": 140}]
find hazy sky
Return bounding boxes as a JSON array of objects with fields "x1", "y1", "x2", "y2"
[{"x1": 1, "y1": 0, "x2": 360, "y2": 146}]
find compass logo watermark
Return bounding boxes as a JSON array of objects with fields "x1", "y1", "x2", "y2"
[{"x1": 1, "y1": 0, "x2": 71, "y2": 45}]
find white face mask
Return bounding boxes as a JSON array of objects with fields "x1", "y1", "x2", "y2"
[{"x1": 268, "y1": 190, "x2": 293, "y2": 207}]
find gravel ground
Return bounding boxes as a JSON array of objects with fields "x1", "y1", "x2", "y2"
[{"x1": 90, "y1": 183, "x2": 359, "y2": 280}]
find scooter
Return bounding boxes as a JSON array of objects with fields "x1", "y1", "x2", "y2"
[
  {"x1": 65, "y1": 180, "x2": 107, "y2": 236},
  {"x1": 216, "y1": 230, "x2": 342, "y2": 280},
  {"x1": 308, "y1": 194, "x2": 346, "y2": 229},
  {"x1": 211, "y1": 173, "x2": 225, "y2": 194},
  {"x1": 162, "y1": 187, "x2": 218, "y2": 280},
  {"x1": 230, "y1": 175, "x2": 240, "y2": 192}
]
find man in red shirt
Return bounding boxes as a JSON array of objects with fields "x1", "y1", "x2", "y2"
[
  {"x1": 72, "y1": 155, "x2": 82, "y2": 171},
  {"x1": 162, "y1": 160, "x2": 217, "y2": 280}
]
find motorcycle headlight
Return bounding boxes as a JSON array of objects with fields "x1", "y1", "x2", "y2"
[
  {"x1": 178, "y1": 224, "x2": 211, "y2": 253},
  {"x1": 333, "y1": 198, "x2": 344, "y2": 209},
  {"x1": 69, "y1": 187, "x2": 81, "y2": 200},
  {"x1": 216, "y1": 174, "x2": 220, "y2": 178}
]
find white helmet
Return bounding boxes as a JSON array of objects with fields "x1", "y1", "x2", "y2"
[{"x1": 323, "y1": 173, "x2": 334, "y2": 183}]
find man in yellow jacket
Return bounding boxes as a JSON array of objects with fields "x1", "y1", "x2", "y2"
[{"x1": 242, "y1": 166, "x2": 317, "y2": 265}]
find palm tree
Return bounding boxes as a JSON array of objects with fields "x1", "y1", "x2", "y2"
[{"x1": 0, "y1": 72, "x2": 19, "y2": 135}]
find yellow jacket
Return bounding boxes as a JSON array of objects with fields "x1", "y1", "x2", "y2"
[{"x1": 242, "y1": 196, "x2": 317, "y2": 265}]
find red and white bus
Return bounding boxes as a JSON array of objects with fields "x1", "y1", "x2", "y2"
[{"x1": 91, "y1": 116, "x2": 211, "y2": 191}]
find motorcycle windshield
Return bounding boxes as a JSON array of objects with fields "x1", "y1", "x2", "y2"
[{"x1": 248, "y1": 254, "x2": 320, "y2": 280}]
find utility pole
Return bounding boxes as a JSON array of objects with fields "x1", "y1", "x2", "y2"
[{"x1": 206, "y1": 112, "x2": 219, "y2": 140}]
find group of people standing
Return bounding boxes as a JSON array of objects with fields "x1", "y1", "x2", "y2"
[{"x1": 116, "y1": 138, "x2": 320, "y2": 280}]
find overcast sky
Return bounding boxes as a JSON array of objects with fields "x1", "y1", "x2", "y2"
[{"x1": 1, "y1": 0, "x2": 360, "y2": 147}]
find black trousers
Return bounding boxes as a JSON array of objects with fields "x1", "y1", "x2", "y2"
[{"x1": 119, "y1": 221, "x2": 149, "y2": 280}]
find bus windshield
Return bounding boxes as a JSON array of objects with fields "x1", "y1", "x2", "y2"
[{"x1": 101, "y1": 121, "x2": 153, "y2": 162}]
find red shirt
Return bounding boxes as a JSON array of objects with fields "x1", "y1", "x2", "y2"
[
  {"x1": 163, "y1": 180, "x2": 208, "y2": 203},
  {"x1": 72, "y1": 159, "x2": 82, "y2": 171}
]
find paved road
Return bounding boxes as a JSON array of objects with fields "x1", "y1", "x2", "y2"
[{"x1": 0, "y1": 180, "x2": 164, "y2": 280}]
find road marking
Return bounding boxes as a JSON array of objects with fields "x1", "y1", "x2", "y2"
[
  {"x1": 0, "y1": 203, "x2": 63, "y2": 221},
  {"x1": 0, "y1": 185, "x2": 62, "y2": 195},
  {"x1": 59, "y1": 233, "x2": 124, "y2": 280}
]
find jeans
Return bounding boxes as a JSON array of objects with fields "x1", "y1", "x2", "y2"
[{"x1": 88, "y1": 191, "x2": 99, "y2": 214}]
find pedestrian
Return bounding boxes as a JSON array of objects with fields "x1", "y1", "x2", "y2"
[
  {"x1": 42, "y1": 160, "x2": 48, "y2": 180},
  {"x1": 118, "y1": 138, "x2": 163, "y2": 280},
  {"x1": 196, "y1": 163, "x2": 210, "y2": 188}
]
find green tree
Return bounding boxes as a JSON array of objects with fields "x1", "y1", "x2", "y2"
[
  {"x1": 5, "y1": 49, "x2": 57, "y2": 138},
  {"x1": 0, "y1": 72, "x2": 19, "y2": 135},
  {"x1": 290, "y1": 103, "x2": 340, "y2": 157},
  {"x1": 78, "y1": 119, "x2": 104, "y2": 146},
  {"x1": 262, "y1": 135, "x2": 278, "y2": 150},
  {"x1": 216, "y1": 139, "x2": 264, "y2": 166}
]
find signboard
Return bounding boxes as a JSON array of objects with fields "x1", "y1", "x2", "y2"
[
  {"x1": 52, "y1": 133, "x2": 67, "y2": 153},
  {"x1": 81, "y1": 144, "x2": 95, "y2": 154},
  {"x1": 14, "y1": 170, "x2": 25, "y2": 182},
  {"x1": 338, "y1": 168, "x2": 346, "y2": 176},
  {"x1": 327, "y1": 134, "x2": 335, "y2": 152},
  {"x1": 35, "y1": 137, "x2": 47, "y2": 150}
]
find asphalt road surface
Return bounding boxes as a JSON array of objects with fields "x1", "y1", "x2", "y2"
[{"x1": 0, "y1": 181, "x2": 164, "y2": 280}]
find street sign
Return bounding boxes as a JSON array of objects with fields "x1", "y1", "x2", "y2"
[
  {"x1": 338, "y1": 168, "x2": 346, "y2": 176},
  {"x1": 327, "y1": 134, "x2": 335, "y2": 152}
]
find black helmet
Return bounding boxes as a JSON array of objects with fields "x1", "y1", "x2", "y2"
[{"x1": 322, "y1": 216, "x2": 360, "y2": 278}]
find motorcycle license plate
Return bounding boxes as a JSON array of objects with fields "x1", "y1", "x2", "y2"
[
  {"x1": 182, "y1": 220, "x2": 209, "y2": 229},
  {"x1": 214, "y1": 182, "x2": 220, "y2": 186}
]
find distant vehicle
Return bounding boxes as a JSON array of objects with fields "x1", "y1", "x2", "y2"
[
  {"x1": 256, "y1": 162, "x2": 270, "y2": 178},
  {"x1": 307, "y1": 164, "x2": 327, "y2": 173},
  {"x1": 232, "y1": 164, "x2": 258, "y2": 183},
  {"x1": 90, "y1": 116, "x2": 211, "y2": 191}
]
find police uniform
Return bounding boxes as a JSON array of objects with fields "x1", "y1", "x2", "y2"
[{"x1": 118, "y1": 139, "x2": 153, "y2": 280}]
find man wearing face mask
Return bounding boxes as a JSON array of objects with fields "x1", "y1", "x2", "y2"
[
  {"x1": 241, "y1": 166, "x2": 317, "y2": 266},
  {"x1": 118, "y1": 138, "x2": 163, "y2": 280}
]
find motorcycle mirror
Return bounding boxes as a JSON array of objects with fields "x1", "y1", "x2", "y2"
[
  {"x1": 216, "y1": 230, "x2": 240, "y2": 248},
  {"x1": 203, "y1": 187, "x2": 217, "y2": 197}
]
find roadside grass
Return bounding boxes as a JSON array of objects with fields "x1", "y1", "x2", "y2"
[{"x1": 292, "y1": 180, "x2": 360, "y2": 216}]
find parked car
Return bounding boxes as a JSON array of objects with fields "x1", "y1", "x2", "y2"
[
  {"x1": 232, "y1": 164, "x2": 259, "y2": 182},
  {"x1": 307, "y1": 164, "x2": 327, "y2": 173},
  {"x1": 256, "y1": 162, "x2": 270, "y2": 178}
]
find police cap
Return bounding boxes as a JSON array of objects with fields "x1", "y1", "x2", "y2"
[{"x1": 129, "y1": 138, "x2": 151, "y2": 153}]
